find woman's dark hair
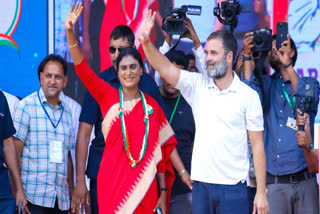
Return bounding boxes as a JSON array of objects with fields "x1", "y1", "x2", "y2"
[
  {"x1": 116, "y1": 47, "x2": 144, "y2": 73},
  {"x1": 37, "y1": 54, "x2": 67, "y2": 80}
]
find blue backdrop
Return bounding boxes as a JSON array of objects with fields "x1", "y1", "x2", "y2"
[{"x1": 0, "y1": 0, "x2": 48, "y2": 98}]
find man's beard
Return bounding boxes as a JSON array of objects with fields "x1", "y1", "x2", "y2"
[
  {"x1": 269, "y1": 58, "x2": 281, "y2": 73},
  {"x1": 207, "y1": 55, "x2": 228, "y2": 79}
]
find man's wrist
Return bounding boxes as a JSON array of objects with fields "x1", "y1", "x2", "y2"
[
  {"x1": 243, "y1": 52, "x2": 251, "y2": 57},
  {"x1": 283, "y1": 62, "x2": 292, "y2": 69},
  {"x1": 193, "y1": 38, "x2": 201, "y2": 49},
  {"x1": 76, "y1": 176, "x2": 87, "y2": 185},
  {"x1": 307, "y1": 142, "x2": 314, "y2": 152},
  {"x1": 241, "y1": 55, "x2": 252, "y2": 62}
]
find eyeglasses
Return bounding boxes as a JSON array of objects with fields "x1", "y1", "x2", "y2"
[{"x1": 108, "y1": 46, "x2": 125, "y2": 54}]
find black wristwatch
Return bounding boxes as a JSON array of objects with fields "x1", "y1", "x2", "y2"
[
  {"x1": 307, "y1": 142, "x2": 314, "y2": 152},
  {"x1": 241, "y1": 55, "x2": 252, "y2": 62}
]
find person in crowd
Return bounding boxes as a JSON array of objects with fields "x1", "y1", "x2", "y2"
[
  {"x1": 242, "y1": 31, "x2": 319, "y2": 213},
  {"x1": 1, "y1": 91, "x2": 19, "y2": 119},
  {"x1": 70, "y1": 10, "x2": 176, "y2": 214},
  {"x1": 0, "y1": 92, "x2": 29, "y2": 214},
  {"x1": 154, "y1": 17, "x2": 205, "y2": 86},
  {"x1": 238, "y1": 34, "x2": 271, "y2": 213},
  {"x1": 65, "y1": 3, "x2": 193, "y2": 214},
  {"x1": 159, "y1": 50, "x2": 195, "y2": 214},
  {"x1": 186, "y1": 54, "x2": 198, "y2": 73},
  {"x1": 139, "y1": 10, "x2": 269, "y2": 214},
  {"x1": 13, "y1": 54, "x2": 74, "y2": 213}
]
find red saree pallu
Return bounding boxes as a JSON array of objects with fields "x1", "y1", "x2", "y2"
[{"x1": 75, "y1": 59, "x2": 176, "y2": 214}]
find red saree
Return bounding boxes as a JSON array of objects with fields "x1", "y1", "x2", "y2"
[{"x1": 75, "y1": 59, "x2": 176, "y2": 214}]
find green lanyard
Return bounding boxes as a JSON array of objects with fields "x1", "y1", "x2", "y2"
[
  {"x1": 169, "y1": 93, "x2": 181, "y2": 124},
  {"x1": 277, "y1": 79, "x2": 296, "y2": 114}
]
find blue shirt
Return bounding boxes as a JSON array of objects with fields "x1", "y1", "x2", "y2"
[
  {"x1": 80, "y1": 66, "x2": 168, "y2": 179},
  {"x1": 162, "y1": 94, "x2": 195, "y2": 196},
  {"x1": 0, "y1": 91, "x2": 16, "y2": 167},
  {"x1": 248, "y1": 73, "x2": 319, "y2": 175},
  {"x1": 13, "y1": 88, "x2": 73, "y2": 210}
]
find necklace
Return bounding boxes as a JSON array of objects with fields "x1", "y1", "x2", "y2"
[{"x1": 119, "y1": 87, "x2": 149, "y2": 168}]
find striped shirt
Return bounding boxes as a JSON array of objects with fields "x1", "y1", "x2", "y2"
[{"x1": 13, "y1": 88, "x2": 73, "y2": 210}]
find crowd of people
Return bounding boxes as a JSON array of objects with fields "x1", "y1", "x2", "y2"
[{"x1": 0, "y1": 2, "x2": 319, "y2": 214}]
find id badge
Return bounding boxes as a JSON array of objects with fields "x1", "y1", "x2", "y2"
[
  {"x1": 49, "y1": 140, "x2": 63, "y2": 163},
  {"x1": 286, "y1": 117, "x2": 298, "y2": 131}
]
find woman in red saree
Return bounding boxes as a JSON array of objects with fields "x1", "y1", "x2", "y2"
[{"x1": 65, "y1": 3, "x2": 179, "y2": 214}]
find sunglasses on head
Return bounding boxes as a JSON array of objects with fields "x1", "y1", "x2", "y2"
[{"x1": 109, "y1": 46, "x2": 125, "y2": 54}]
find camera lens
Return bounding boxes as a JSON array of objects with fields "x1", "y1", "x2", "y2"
[{"x1": 254, "y1": 35, "x2": 263, "y2": 47}]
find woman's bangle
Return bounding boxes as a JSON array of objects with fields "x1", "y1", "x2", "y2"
[
  {"x1": 283, "y1": 62, "x2": 292, "y2": 68},
  {"x1": 138, "y1": 38, "x2": 150, "y2": 46},
  {"x1": 160, "y1": 187, "x2": 167, "y2": 192},
  {"x1": 179, "y1": 169, "x2": 187, "y2": 177},
  {"x1": 68, "y1": 42, "x2": 78, "y2": 49}
]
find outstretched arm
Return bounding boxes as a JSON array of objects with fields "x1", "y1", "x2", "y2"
[
  {"x1": 65, "y1": 2, "x2": 117, "y2": 112},
  {"x1": 139, "y1": 10, "x2": 181, "y2": 87}
]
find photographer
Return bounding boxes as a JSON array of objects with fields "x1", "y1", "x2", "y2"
[
  {"x1": 242, "y1": 32, "x2": 319, "y2": 213},
  {"x1": 154, "y1": 17, "x2": 206, "y2": 86}
]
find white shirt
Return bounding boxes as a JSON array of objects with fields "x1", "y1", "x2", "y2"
[
  {"x1": 2, "y1": 90, "x2": 19, "y2": 119},
  {"x1": 60, "y1": 92, "x2": 82, "y2": 187},
  {"x1": 176, "y1": 71, "x2": 264, "y2": 185},
  {"x1": 60, "y1": 92, "x2": 94, "y2": 191}
]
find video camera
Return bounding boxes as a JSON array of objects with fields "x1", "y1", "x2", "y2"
[
  {"x1": 213, "y1": 0, "x2": 250, "y2": 32},
  {"x1": 252, "y1": 28, "x2": 272, "y2": 53},
  {"x1": 162, "y1": 5, "x2": 201, "y2": 35}
]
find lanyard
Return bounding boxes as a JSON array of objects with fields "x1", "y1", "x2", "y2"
[
  {"x1": 37, "y1": 91, "x2": 64, "y2": 130},
  {"x1": 277, "y1": 79, "x2": 296, "y2": 114},
  {"x1": 169, "y1": 93, "x2": 181, "y2": 125}
]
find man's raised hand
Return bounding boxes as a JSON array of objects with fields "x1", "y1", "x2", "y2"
[{"x1": 65, "y1": 2, "x2": 83, "y2": 31}]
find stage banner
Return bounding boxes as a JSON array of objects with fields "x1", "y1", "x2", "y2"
[{"x1": 0, "y1": 0, "x2": 48, "y2": 99}]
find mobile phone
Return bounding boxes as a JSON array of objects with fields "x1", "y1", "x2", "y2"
[
  {"x1": 276, "y1": 22, "x2": 288, "y2": 50},
  {"x1": 156, "y1": 207, "x2": 162, "y2": 214}
]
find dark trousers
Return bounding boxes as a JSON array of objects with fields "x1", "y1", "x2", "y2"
[
  {"x1": 247, "y1": 187, "x2": 256, "y2": 214},
  {"x1": 192, "y1": 181, "x2": 249, "y2": 214},
  {"x1": 90, "y1": 178, "x2": 98, "y2": 214},
  {"x1": 0, "y1": 168, "x2": 15, "y2": 214},
  {"x1": 0, "y1": 198, "x2": 15, "y2": 214},
  {"x1": 27, "y1": 199, "x2": 68, "y2": 214},
  {"x1": 267, "y1": 177, "x2": 319, "y2": 214}
]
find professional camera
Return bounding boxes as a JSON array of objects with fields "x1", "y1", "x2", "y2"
[
  {"x1": 252, "y1": 28, "x2": 272, "y2": 53},
  {"x1": 162, "y1": 5, "x2": 201, "y2": 35},
  {"x1": 213, "y1": 0, "x2": 250, "y2": 32}
]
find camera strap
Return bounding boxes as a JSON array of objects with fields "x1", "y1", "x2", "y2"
[
  {"x1": 169, "y1": 36, "x2": 182, "y2": 52},
  {"x1": 277, "y1": 79, "x2": 296, "y2": 115}
]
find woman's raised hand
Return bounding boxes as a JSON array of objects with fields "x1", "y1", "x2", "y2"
[
  {"x1": 138, "y1": 9, "x2": 156, "y2": 44},
  {"x1": 65, "y1": 2, "x2": 83, "y2": 31}
]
